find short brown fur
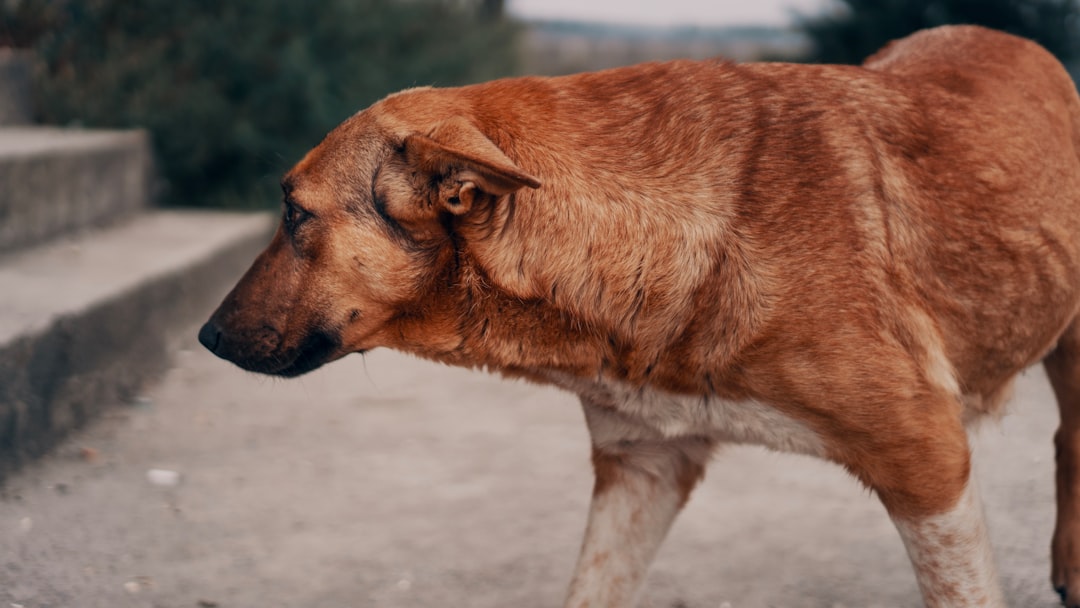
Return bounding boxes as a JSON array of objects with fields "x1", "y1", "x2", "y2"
[{"x1": 202, "y1": 26, "x2": 1080, "y2": 607}]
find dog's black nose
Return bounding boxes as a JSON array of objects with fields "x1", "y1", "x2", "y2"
[{"x1": 198, "y1": 320, "x2": 222, "y2": 353}]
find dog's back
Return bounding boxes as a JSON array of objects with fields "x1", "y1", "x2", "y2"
[{"x1": 383, "y1": 26, "x2": 1080, "y2": 417}]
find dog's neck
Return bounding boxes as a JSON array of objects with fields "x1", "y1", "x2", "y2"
[
  {"x1": 383, "y1": 67, "x2": 774, "y2": 393},
  {"x1": 386, "y1": 198, "x2": 770, "y2": 396}
]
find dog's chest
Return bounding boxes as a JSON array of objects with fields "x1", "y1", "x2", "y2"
[{"x1": 547, "y1": 372, "x2": 825, "y2": 456}]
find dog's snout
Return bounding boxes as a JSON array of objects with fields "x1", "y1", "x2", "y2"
[{"x1": 198, "y1": 320, "x2": 222, "y2": 354}]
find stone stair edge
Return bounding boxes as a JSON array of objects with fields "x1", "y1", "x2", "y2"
[
  {"x1": 0, "y1": 209, "x2": 274, "y2": 342},
  {"x1": 0, "y1": 125, "x2": 154, "y2": 254},
  {"x1": 0, "y1": 209, "x2": 276, "y2": 480},
  {"x1": 0, "y1": 126, "x2": 151, "y2": 157}
]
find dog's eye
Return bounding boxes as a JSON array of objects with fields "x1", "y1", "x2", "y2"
[{"x1": 283, "y1": 199, "x2": 311, "y2": 230}]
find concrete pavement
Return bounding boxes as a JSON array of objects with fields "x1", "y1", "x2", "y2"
[{"x1": 0, "y1": 329, "x2": 1067, "y2": 607}]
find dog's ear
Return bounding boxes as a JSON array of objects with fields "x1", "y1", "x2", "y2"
[{"x1": 403, "y1": 117, "x2": 541, "y2": 216}]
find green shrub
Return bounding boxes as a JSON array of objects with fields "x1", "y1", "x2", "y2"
[
  {"x1": 1, "y1": 0, "x2": 521, "y2": 208},
  {"x1": 799, "y1": 0, "x2": 1080, "y2": 65}
]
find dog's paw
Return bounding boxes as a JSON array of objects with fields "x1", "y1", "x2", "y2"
[
  {"x1": 1053, "y1": 528, "x2": 1080, "y2": 607},
  {"x1": 1057, "y1": 584, "x2": 1080, "y2": 608},
  {"x1": 1056, "y1": 581, "x2": 1080, "y2": 607}
]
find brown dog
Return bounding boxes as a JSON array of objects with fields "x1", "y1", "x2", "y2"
[{"x1": 199, "y1": 25, "x2": 1080, "y2": 607}]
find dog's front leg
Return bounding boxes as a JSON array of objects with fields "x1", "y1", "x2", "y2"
[
  {"x1": 564, "y1": 400, "x2": 713, "y2": 608},
  {"x1": 847, "y1": 402, "x2": 1005, "y2": 608}
]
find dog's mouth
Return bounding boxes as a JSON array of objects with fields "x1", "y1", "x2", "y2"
[
  {"x1": 261, "y1": 330, "x2": 342, "y2": 377},
  {"x1": 200, "y1": 322, "x2": 343, "y2": 378}
]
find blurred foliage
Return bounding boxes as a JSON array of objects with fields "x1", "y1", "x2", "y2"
[
  {"x1": 0, "y1": 0, "x2": 521, "y2": 208},
  {"x1": 800, "y1": 0, "x2": 1080, "y2": 64}
]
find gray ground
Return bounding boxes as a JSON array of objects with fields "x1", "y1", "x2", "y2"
[{"x1": 0, "y1": 328, "x2": 1067, "y2": 608}]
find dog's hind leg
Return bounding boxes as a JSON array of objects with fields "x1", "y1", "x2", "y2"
[
  {"x1": 564, "y1": 401, "x2": 713, "y2": 608},
  {"x1": 1045, "y1": 317, "x2": 1080, "y2": 607}
]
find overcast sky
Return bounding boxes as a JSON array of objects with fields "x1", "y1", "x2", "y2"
[{"x1": 506, "y1": 0, "x2": 832, "y2": 27}]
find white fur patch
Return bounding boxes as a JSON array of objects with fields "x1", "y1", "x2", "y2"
[
  {"x1": 892, "y1": 481, "x2": 1004, "y2": 607},
  {"x1": 548, "y1": 372, "x2": 825, "y2": 457}
]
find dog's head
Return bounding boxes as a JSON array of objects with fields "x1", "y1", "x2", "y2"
[{"x1": 198, "y1": 91, "x2": 541, "y2": 377}]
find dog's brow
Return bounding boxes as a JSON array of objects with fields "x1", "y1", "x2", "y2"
[{"x1": 280, "y1": 176, "x2": 295, "y2": 195}]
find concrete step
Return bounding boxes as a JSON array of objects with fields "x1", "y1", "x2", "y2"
[
  {"x1": 0, "y1": 50, "x2": 33, "y2": 126},
  {"x1": 0, "y1": 209, "x2": 274, "y2": 475},
  {"x1": 0, "y1": 126, "x2": 152, "y2": 254}
]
